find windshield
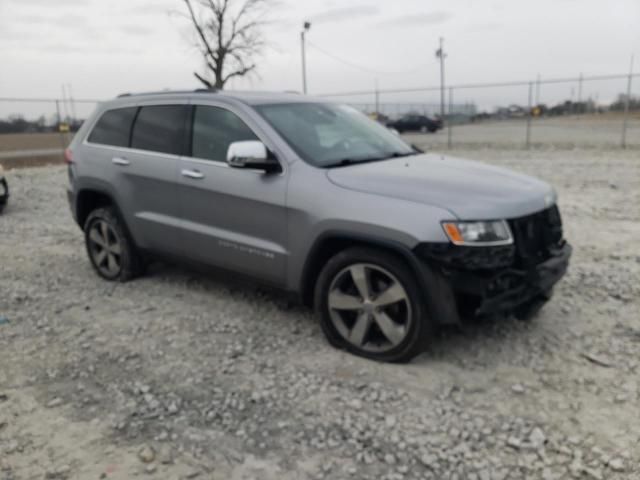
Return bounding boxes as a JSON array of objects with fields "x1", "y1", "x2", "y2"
[{"x1": 255, "y1": 102, "x2": 416, "y2": 167}]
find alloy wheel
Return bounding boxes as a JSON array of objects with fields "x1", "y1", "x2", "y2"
[
  {"x1": 327, "y1": 263, "x2": 412, "y2": 353},
  {"x1": 88, "y1": 220, "x2": 122, "y2": 277}
]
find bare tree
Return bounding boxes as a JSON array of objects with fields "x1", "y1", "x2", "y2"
[{"x1": 183, "y1": 0, "x2": 269, "y2": 89}]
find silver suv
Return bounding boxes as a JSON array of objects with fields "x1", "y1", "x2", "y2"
[{"x1": 66, "y1": 90, "x2": 571, "y2": 362}]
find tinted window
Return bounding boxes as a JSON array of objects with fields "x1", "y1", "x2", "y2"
[
  {"x1": 87, "y1": 107, "x2": 137, "y2": 147},
  {"x1": 131, "y1": 105, "x2": 188, "y2": 155},
  {"x1": 191, "y1": 106, "x2": 258, "y2": 162}
]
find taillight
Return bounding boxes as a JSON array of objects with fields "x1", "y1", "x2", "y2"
[{"x1": 64, "y1": 148, "x2": 74, "y2": 164}]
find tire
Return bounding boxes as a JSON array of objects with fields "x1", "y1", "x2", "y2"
[
  {"x1": 314, "y1": 246, "x2": 433, "y2": 363},
  {"x1": 84, "y1": 206, "x2": 143, "y2": 282}
]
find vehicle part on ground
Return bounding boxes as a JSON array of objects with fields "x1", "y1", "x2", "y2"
[{"x1": 0, "y1": 165, "x2": 8, "y2": 213}]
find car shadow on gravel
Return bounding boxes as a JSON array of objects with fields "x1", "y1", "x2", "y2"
[
  {"x1": 143, "y1": 259, "x2": 554, "y2": 369},
  {"x1": 143, "y1": 259, "x2": 312, "y2": 315}
]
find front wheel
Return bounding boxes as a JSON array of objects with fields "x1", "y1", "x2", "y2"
[{"x1": 314, "y1": 247, "x2": 432, "y2": 362}]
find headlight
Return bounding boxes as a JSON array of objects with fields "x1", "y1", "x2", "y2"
[{"x1": 442, "y1": 220, "x2": 513, "y2": 246}]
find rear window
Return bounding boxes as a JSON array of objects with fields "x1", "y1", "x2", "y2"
[
  {"x1": 87, "y1": 107, "x2": 137, "y2": 147},
  {"x1": 131, "y1": 105, "x2": 187, "y2": 155}
]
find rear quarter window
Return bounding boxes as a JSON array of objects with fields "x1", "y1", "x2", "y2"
[{"x1": 87, "y1": 107, "x2": 138, "y2": 147}]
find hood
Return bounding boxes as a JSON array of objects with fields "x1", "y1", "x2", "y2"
[{"x1": 326, "y1": 153, "x2": 555, "y2": 220}]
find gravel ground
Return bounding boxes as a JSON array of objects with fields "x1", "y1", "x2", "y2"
[{"x1": 1, "y1": 148, "x2": 639, "y2": 480}]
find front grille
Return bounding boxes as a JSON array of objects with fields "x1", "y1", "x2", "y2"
[{"x1": 509, "y1": 205, "x2": 563, "y2": 267}]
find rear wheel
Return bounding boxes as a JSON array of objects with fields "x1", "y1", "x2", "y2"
[
  {"x1": 314, "y1": 247, "x2": 432, "y2": 362},
  {"x1": 84, "y1": 207, "x2": 143, "y2": 281}
]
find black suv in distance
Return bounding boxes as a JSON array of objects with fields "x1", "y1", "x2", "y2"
[{"x1": 387, "y1": 114, "x2": 442, "y2": 133}]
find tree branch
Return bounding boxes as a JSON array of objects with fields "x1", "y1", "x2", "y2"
[
  {"x1": 194, "y1": 72, "x2": 214, "y2": 89},
  {"x1": 184, "y1": 0, "x2": 217, "y2": 62},
  {"x1": 184, "y1": 0, "x2": 269, "y2": 89},
  {"x1": 223, "y1": 64, "x2": 256, "y2": 83}
]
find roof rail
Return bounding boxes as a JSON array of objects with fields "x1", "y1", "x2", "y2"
[{"x1": 114, "y1": 89, "x2": 218, "y2": 99}]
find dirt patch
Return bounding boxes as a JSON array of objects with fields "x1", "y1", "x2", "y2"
[{"x1": 0, "y1": 132, "x2": 70, "y2": 152}]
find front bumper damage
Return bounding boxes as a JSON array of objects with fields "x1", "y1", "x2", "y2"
[{"x1": 416, "y1": 240, "x2": 572, "y2": 320}]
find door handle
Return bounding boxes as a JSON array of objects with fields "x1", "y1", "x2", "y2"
[
  {"x1": 181, "y1": 169, "x2": 205, "y2": 179},
  {"x1": 112, "y1": 157, "x2": 130, "y2": 166}
]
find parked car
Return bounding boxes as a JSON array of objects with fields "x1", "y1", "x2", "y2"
[
  {"x1": 0, "y1": 165, "x2": 8, "y2": 213},
  {"x1": 386, "y1": 114, "x2": 442, "y2": 133},
  {"x1": 65, "y1": 90, "x2": 571, "y2": 362}
]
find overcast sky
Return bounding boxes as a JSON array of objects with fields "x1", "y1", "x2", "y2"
[{"x1": 1, "y1": 0, "x2": 639, "y2": 118}]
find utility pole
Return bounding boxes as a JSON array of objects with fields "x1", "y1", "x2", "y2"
[
  {"x1": 622, "y1": 54, "x2": 635, "y2": 149},
  {"x1": 535, "y1": 74, "x2": 541, "y2": 105},
  {"x1": 435, "y1": 37, "x2": 446, "y2": 120},
  {"x1": 301, "y1": 21, "x2": 311, "y2": 94}
]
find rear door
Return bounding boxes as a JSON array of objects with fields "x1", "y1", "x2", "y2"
[
  {"x1": 124, "y1": 103, "x2": 189, "y2": 254},
  {"x1": 177, "y1": 103, "x2": 288, "y2": 286},
  {"x1": 86, "y1": 102, "x2": 189, "y2": 255}
]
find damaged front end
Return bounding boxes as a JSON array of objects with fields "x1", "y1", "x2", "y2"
[
  {"x1": 0, "y1": 166, "x2": 8, "y2": 213},
  {"x1": 416, "y1": 205, "x2": 572, "y2": 321}
]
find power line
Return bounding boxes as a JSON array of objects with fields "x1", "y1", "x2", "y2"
[{"x1": 305, "y1": 40, "x2": 434, "y2": 76}]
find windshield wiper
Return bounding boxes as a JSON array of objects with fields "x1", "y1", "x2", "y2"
[
  {"x1": 322, "y1": 157, "x2": 376, "y2": 168},
  {"x1": 385, "y1": 151, "x2": 419, "y2": 158},
  {"x1": 323, "y1": 151, "x2": 419, "y2": 168}
]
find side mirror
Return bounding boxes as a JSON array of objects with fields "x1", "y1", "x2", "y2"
[{"x1": 227, "y1": 141, "x2": 280, "y2": 173}]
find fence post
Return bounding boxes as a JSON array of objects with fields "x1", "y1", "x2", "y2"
[
  {"x1": 447, "y1": 87, "x2": 453, "y2": 149},
  {"x1": 55, "y1": 99, "x2": 67, "y2": 156},
  {"x1": 577, "y1": 73, "x2": 583, "y2": 116},
  {"x1": 621, "y1": 55, "x2": 634, "y2": 149},
  {"x1": 374, "y1": 79, "x2": 380, "y2": 115},
  {"x1": 525, "y1": 81, "x2": 533, "y2": 149}
]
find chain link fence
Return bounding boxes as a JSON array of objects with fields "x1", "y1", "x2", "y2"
[
  {"x1": 320, "y1": 73, "x2": 640, "y2": 150},
  {"x1": 0, "y1": 72, "x2": 638, "y2": 169}
]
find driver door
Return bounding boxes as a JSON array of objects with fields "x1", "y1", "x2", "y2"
[{"x1": 177, "y1": 103, "x2": 288, "y2": 286}]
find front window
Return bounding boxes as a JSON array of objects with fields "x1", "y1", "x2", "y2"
[
  {"x1": 191, "y1": 105, "x2": 258, "y2": 162},
  {"x1": 256, "y1": 103, "x2": 416, "y2": 167}
]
